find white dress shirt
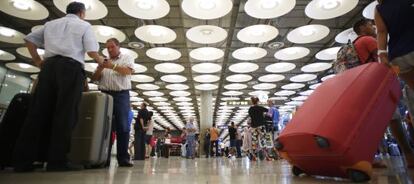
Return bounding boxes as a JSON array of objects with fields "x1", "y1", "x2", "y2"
[
  {"x1": 24, "y1": 14, "x2": 99, "y2": 64},
  {"x1": 97, "y1": 53, "x2": 134, "y2": 91}
]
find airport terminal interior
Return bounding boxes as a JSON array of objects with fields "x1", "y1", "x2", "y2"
[{"x1": 1, "y1": 0, "x2": 414, "y2": 183}]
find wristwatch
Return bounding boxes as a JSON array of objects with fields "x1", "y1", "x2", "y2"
[{"x1": 377, "y1": 49, "x2": 388, "y2": 55}]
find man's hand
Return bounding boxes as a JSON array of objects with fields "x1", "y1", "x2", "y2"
[
  {"x1": 379, "y1": 53, "x2": 391, "y2": 68},
  {"x1": 95, "y1": 55, "x2": 105, "y2": 65},
  {"x1": 33, "y1": 58, "x2": 44, "y2": 68},
  {"x1": 101, "y1": 59, "x2": 115, "y2": 69}
]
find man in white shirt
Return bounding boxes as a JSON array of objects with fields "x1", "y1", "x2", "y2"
[
  {"x1": 91, "y1": 38, "x2": 134, "y2": 167},
  {"x1": 185, "y1": 117, "x2": 197, "y2": 159},
  {"x1": 13, "y1": 2, "x2": 105, "y2": 172}
]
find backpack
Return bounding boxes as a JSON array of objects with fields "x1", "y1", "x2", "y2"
[{"x1": 332, "y1": 39, "x2": 361, "y2": 73}]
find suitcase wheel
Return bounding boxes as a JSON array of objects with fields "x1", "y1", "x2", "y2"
[
  {"x1": 314, "y1": 136, "x2": 330, "y2": 149},
  {"x1": 274, "y1": 140, "x2": 283, "y2": 150},
  {"x1": 347, "y1": 169, "x2": 370, "y2": 182},
  {"x1": 292, "y1": 166, "x2": 305, "y2": 176}
]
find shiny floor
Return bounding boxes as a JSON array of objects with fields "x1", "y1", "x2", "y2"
[{"x1": 0, "y1": 156, "x2": 413, "y2": 184}]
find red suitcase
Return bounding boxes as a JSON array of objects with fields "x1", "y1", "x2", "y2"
[{"x1": 275, "y1": 63, "x2": 401, "y2": 182}]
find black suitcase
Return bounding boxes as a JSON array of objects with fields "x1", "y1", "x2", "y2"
[{"x1": 0, "y1": 93, "x2": 31, "y2": 168}]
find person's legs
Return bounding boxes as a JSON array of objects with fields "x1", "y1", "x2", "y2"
[
  {"x1": 236, "y1": 140, "x2": 242, "y2": 157},
  {"x1": 112, "y1": 91, "x2": 131, "y2": 164},
  {"x1": 13, "y1": 60, "x2": 56, "y2": 171},
  {"x1": 186, "y1": 135, "x2": 195, "y2": 158},
  {"x1": 389, "y1": 118, "x2": 414, "y2": 167},
  {"x1": 47, "y1": 59, "x2": 84, "y2": 169},
  {"x1": 214, "y1": 140, "x2": 219, "y2": 157}
]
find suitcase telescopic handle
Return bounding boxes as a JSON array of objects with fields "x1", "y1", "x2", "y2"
[{"x1": 103, "y1": 115, "x2": 110, "y2": 139}]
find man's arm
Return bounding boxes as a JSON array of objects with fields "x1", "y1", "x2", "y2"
[
  {"x1": 100, "y1": 59, "x2": 133, "y2": 75},
  {"x1": 90, "y1": 64, "x2": 104, "y2": 81},
  {"x1": 26, "y1": 41, "x2": 43, "y2": 67},
  {"x1": 374, "y1": 8, "x2": 389, "y2": 65}
]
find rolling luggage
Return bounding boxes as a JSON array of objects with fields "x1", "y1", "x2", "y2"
[
  {"x1": 68, "y1": 92, "x2": 113, "y2": 168},
  {"x1": 0, "y1": 93, "x2": 32, "y2": 168},
  {"x1": 275, "y1": 63, "x2": 401, "y2": 182}
]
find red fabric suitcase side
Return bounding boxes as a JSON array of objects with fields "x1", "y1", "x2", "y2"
[{"x1": 276, "y1": 63, "x2": 401, "y2": 182}]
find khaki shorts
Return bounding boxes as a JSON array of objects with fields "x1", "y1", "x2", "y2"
[{"x1": 392, "y1": 51, "x2": 414, "y2": 74}]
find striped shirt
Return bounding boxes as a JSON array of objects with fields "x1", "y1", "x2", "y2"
[
  {"x1": 97, "y1": 53, "x2": 134, "y2": 91},
  {"x1": 24, "y1": 14, "x2": 99, "y2": 64}
]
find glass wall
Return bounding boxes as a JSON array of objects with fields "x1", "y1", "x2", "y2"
[{"x1": 0, "y1": 66, "x2": 32, "y2": 106}]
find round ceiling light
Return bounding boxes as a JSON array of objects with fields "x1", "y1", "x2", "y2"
[
  {"x1": 189, "y1": 47, "x2": 224, "y2": 61},
  {"x1": 5, "y1": 63, "x2": 40, "y2": 73},
  {"x1": 223, "y1": 91, "x2": 243, "y2": 96},
  {"x1": 0, "y1": 26, "x2": 25, "y2": 44},
  {"x1": 136, "y1": 84, "x2": 160, "y2": 90},
  {"x1": 31, "y1": 25, "x2": 44, "y2": 32},
  {"x1": 186, "y1": 25, "x2": 227, "y2": 44},
  {"x1": 248, "y1": 90, "x2": 270, "y2": 96},
  {"x1": 229, "y1": 62, "x2": 259, "y2": 73},
  {"x1": 224, "y1": 83, "x2": 248, "y2": 90},
  {"x1": 244, "y1": 0, "x2": 296, "y2": 19},
  {"x1": 237, "y1": 24, "x2": 279, "y2": 44},
  {"x1": 16, "y1": 47, "x2": 45, "y2": 58},
  {"x1": 269, "y1": 96, "x2": 288, "y2": 100},
  {"x1": 258, "y1": 74, "x2": 285, "y2": 82},
  {"x1": 154, "y1": 63, "x2": 185, "y2": 73},
  {"x1": 335, "y1": 28, "x2": 358, "y2": 44},
  {"x1": 135, "y1": 25, "x2": 176, "y2": 44},
  {"x1": 305, "y1": 0, "x2": 358, "y2": 20},
  {"x1": 253, "y1": 83, "x2": 277, "y2": 90},
  {"x1": 154, "y1": 102, "x2": 171, "y2": 106},
  {"x1": 146, "y1": 47, "x2": 181, "y2": 61},
  {"x1": 181, "y1": 0, "x2": 233, "y2": 20},
  {"x1": 362, "y1": 1, "x2": 378, "y2": 20},
  {"x1": 285, "y1": 101, "x2": 303, "y2": 106},
  {"x1": 92, "y1": 25, "x2": 126, "y2": 43},
  {"x1": 129, "y1": 91, "x2": 138, "y2": 97},
  {"x1": 281, "y1": 83, "x2": 305, "y2": 90},
  {"x1": 309, "y1": 83, "x2": 321, "y2": 89},
  {"x1": 0, "y1": 50, "x2": 16, "y2": 61},
  {"x1": 290, "y1": 74, "x2": 317, "y2": 83},
  {"x1": 321, "y1": 74, "x2": 336, "y2": 81},
  {"x1": 301, "y1": 62, "x2": 332, "y2": 73},
  {"x1": 0, "y1": 0, "x2": 49, "y2": 20},
  {"x1": 143, "y1": 91, "x2": 164, "y2": 97},
  {"x1": 161, "y1": 74, "x2": 187, "y2": 83},
  {"x1": 192, "y1": 63, "x2": 222, "y2": 73},
  {"x1": 118, "y1": 0, "x2": 169, "y2": 20},
  {"x1": 166, "y1": 84, "x2": 189, "y2": 90},
  {"x1": 149, "y1": 97, "x2": 168, "y2": 102},
  {"x1": 131, "y1": 74, "x2": 155, "y2": 83},
  {"x1": 265, "y1": 62, "x2": 296, "y2": 73},
  {"x1": 274, "y1": 90, "x2": 296, "y2": 96},
  {"x1": 232, "y1": 47, "x2": 267, "y2": 61},
  {"x1": 170, "y1": 91, "x2": 191, "y2": 97},
  {"x1": 173, "y1": 97, "x2": 192, "y2": 102},
  {"x1": 274, "y1": 47, "x2": 310, "y2": 61},
  {"x1": 226, "y1": 74, "x2": 253, "y2": 82},
  {"x1": 287, "y1": 24, "x2": 330, "y2": 44},
  {"x1": 176, "y1": 102, "x2": 193, "y2": 106},
  {"x1": 221, "y1": 97, "x2": 240, "y2": 101},
  {"x1": 54, "y1": 0, "x2": 108, "y2": 20},
  {"x1": 132, "y1": 63, "x2": 147, "y2": 73},
  {"x1": 102, "y1": 48, "x2": 138, "y2": 59},
  {"x1": 300, "y1": 90, "x2": 314, "y2": 96},
  {"x1": 130, "y1": 97, "x2": 144, "y2": 102},
  {"x1": 315, "y1": 47, "x2": 341, "y2": 60},
  {"x1": 195, "y1": 84, "x2": 218, "y2": 91},
  {"x1": 193, "y1": 75, "x2": 220, "y2": 83}
]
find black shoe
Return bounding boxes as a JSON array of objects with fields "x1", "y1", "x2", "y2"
[
  {"x1": 14, "y1": 165, "x2": 35, "y2": 173},
  {"x1": 118, "y1": 162, "x2": 133, "y2": 167},
  {"x1": 46, "y1": 162, "x2": 84, "y2": 172}
]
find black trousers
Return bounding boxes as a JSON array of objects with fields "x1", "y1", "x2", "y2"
[
  {"x1": 134, "y1": 130, "x2": 146, "y2": 160},
  {"x1": 13, "y1": 56, "x2": 85, "y2": 167}
]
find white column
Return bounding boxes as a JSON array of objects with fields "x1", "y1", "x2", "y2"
[{"x1": 199, "y1": 90, "x2": 213, "y2": 157}]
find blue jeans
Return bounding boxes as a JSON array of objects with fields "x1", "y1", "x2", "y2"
[
  {"x1": 186, "y1": 135, "x2": 195, "y2": 157},
  {"x1": 103, "y1": 90, "x2": 131, "y2": 163}
]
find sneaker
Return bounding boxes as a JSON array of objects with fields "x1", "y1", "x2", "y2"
[{"x1": 118, "y1": 162, "x2": 133, "y2": 167}]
